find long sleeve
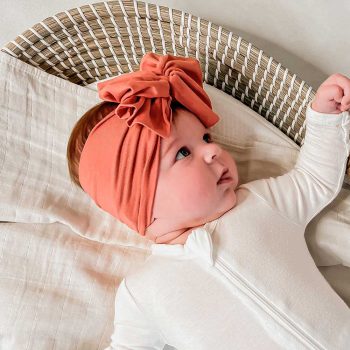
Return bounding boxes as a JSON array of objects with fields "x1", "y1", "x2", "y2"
[
  {"x1": 104, "y1": 279, "x2": 166, "y2": 350},
  {"x1": 240, "y1": 103, "x2": 350, "y2": 227}
]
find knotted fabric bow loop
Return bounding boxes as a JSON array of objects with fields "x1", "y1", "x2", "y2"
[
  {"x1": 97, "y1": 71, "x2": 173, "y2": 138},
  {"x1": 140, "y1": 53, "x2": 203, "y2": 86}
]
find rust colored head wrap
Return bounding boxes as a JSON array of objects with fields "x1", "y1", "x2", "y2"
[{"x1": 78, "y1": 52, "x2": 220, "y2": 235}]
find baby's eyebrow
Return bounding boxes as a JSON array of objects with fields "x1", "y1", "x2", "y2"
[{"x1": 162, "y1": 127, "x2": 210, "y2": 158}]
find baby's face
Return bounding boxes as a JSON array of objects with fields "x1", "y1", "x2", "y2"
[{"x1": 145, "y1": 107, "x2": 239, "y2": 242}]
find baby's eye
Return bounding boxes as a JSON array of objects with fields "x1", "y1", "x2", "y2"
[
  {"x1": 203, "y1": 133, "x2": 213, "y2": 143},
  {"x1": 175, "y1": 147, "x2": 190, "y2": 161},
  {"x1": 175, "y1": 133, "x2": 213, "y2": 161}
]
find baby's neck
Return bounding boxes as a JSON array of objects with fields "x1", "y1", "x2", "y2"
[
  {"x1": 159, "y1": 228, "x2": 195, "y2": 245},
  {"x1": 146, "y1": 224, "x2": 205, "y2": 245}
]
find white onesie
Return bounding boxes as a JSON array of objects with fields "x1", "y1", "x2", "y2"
[{"x1": 105, "y1": 105, "x2": 350, "y2": 350}]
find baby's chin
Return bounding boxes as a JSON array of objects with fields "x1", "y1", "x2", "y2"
[
  {"x1": 178, "y1": 194, "x2": 237, "y2": 231},
  {"x1": 145, "y1": 192, "x2": 237, "y2": 243},
  {"x1": 206, "y1": 198, "x2": 237, "y2": 223},
  {"x1": 207, "y1": 187, "x2": 237, "y2": 219}
]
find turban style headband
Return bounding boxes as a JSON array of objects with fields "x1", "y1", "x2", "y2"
[{"x1": 78, "y1": 52, "x2": 220, "y2": 236}]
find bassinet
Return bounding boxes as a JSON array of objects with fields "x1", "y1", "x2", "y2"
[
  {"x1": 1, "y1": 0, "x2": 349, "y2": 349},
  {"x1": 0, "y1": 2, "x2": 323, "y2": 146},
  {"x1": 3, "y1": 0, "x2": 350, "y2": 176}
]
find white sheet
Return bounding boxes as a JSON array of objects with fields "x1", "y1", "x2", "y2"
[{"x1": 0, "y1": 51, "x2": 349, "y2": 349}]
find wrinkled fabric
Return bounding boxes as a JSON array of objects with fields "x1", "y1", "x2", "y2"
[{"x1": 78, "y1": 52, "x2": 220, "y2": 235}]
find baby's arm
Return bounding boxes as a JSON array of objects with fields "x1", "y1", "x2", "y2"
[
  {"x1": 104, "y1": 279, "x2": 166, "y2": 350},
  {"x1": 240, "y1": 74, "x2": 350, "y2": 227}
]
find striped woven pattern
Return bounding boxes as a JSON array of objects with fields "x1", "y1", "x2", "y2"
[{"x1": 2, "y1": 0, "x2": 349, "y2": 177}]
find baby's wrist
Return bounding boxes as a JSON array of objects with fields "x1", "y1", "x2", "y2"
[
  {"x1": 311, "y1": 99, "x2": 341, "y2": 115},
  {"x1": 306, "y1": 103, "x2": 347, "y2": 127}
]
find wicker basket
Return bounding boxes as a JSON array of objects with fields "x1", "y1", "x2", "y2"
[{"x1": 2, "y1": 0, "x2": 349, "y2": 178}]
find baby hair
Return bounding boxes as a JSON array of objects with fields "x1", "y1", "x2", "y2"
[{"x1": 67, "y1": 101, "x2": 116, "y2": 189}]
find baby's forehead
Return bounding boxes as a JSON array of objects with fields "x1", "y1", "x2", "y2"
[
  {"x1": 172, "y1": 108, "x2": 208, "y2": 133},
  {"x1": 160, "y1": 112, "x2": 209, "y2": 155}
]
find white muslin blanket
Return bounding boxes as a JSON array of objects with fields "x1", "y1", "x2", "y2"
[{"x1": 0, "y1": 51, "x2": 349, "y2": 349}]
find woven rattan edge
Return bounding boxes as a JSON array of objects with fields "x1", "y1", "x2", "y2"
[{"x1": 1, "y1": 0, "x2": 349, "y2": 178}]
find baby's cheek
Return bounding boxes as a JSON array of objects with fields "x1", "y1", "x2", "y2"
[{"x1": 179, "y1": 177, "x2": 213, "y2": 209}]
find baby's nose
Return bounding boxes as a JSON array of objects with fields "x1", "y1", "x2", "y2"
[{"x1": 203, "y1": 143, "x2": 222, "y2": 163}]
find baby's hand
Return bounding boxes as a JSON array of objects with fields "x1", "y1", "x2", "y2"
[{"x1": 311, "y1": 73, "x2": 350, "y2": 114}]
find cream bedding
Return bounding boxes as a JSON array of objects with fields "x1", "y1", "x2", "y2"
[{"x1": 0, "y1": 51, "x2": 349, "y2": 349}]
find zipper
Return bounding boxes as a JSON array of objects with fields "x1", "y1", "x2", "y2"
[{"x1": 215, "y1": 256, "x2": 326, "y2": 350}]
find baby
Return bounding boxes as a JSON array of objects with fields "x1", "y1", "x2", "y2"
[{"x1": 67, "y1": 52, "x2": 350, "y2": 349}]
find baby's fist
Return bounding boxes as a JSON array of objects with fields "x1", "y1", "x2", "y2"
[{"x1": 311, "y1": 73, "x2": 350, "y2": 114}]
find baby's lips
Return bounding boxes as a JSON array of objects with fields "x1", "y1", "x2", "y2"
[{"x1": 217, "y1": 168, "x2": 233, "y2": 184}]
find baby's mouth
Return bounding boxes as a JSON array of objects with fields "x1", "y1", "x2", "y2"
[{"x1": 217, "y1": 169, "x2": 233, "y2": 185}]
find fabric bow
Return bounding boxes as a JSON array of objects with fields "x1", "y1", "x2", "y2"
[{"x1": 97, "y1": 52, "x2": 219, "y2": 137}]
